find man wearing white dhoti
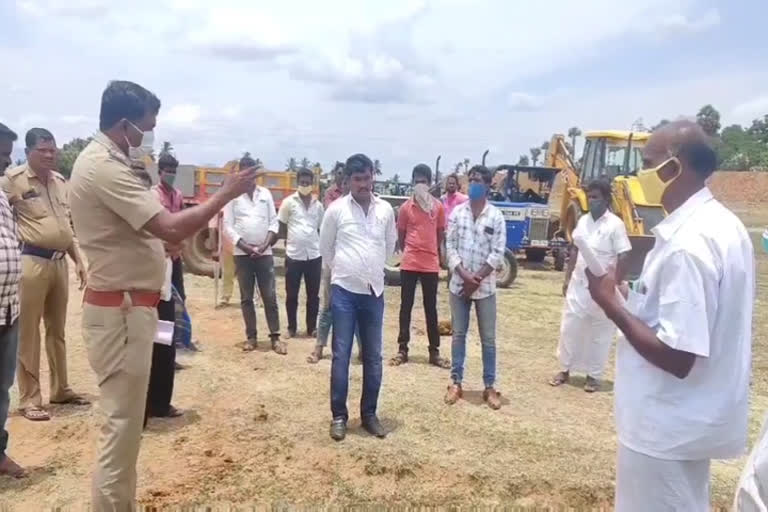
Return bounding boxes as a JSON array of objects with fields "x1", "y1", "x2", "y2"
[
  {"x1": 549, "y1": 178, "x2": 630, "y2": 392},
  {"x1": 586, "y1": 121, "x2": 755, "y2": 512}
]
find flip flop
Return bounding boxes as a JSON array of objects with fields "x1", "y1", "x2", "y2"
[
  {"x1": 389, "y1": 352, "x2": 408, "y2": 366},
  {"x1": 307, "y1": 350, "x2": 323, "y2": 364},
  {"x1": 21, "y1": 406, "x2": 50, "y2": 421},
  {"x1": 549, "y1": 371, "x2": 569, "y2": 387},
  {"x1": 272, "y1": 340, "x2": 288, "y2": 355},
  {"x1": 429, "y1": 355, "x2": 450, "y2": 369},
  {"x1": 51, "y1": 395, "x2": 90, "y2": 406}
]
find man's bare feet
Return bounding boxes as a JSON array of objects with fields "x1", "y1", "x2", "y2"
[{"x1": 0, "y1": 455, "x2": 25, "y2": 478}]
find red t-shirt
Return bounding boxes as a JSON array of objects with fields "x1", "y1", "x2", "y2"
[{"x1": 397, "y1": 198, "x2": 446, "y2": 273}]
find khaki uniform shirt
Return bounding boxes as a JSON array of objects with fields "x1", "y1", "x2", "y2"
[
  {"x1": 0, "y1": 164, "x2": 76, "y2": 252},
  {"x1": 69, "y1": 132, "x2": 165, "y2": 292}
]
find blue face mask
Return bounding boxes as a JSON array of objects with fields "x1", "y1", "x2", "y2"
[{"x1": 468, "y1": 182, "x2": 487, "y2": 200}]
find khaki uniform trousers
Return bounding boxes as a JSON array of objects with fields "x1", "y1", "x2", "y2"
[
  {"x1": 83, "y1": 296, "x2": 157, "y2": 512},
  {"x1": 17, "y1": 255, "x2": 73, "y2": 409}
]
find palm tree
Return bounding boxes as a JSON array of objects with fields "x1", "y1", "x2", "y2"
[
  {"x1": 517, "y1": 155, "x2": 530, "y2": 166},
  {"x1": 242, "y1": 151, "x2": 252, "y2": 159},
  {"x1": 454, "y1": 162, "x2": 463, "y2": 172},
  {"x1": 463, "y1": 158, "x2": 471, "y2": 173},
  {"x1": 254, "y1": 158, "x2": 263, "y2": 169},
  {"x1": 160, "y1": 141, "x2": 174, "y2": 156},
  {"x1": 300, "y1": 157, "x2": 311, "y2": 169},
  {"x1": 541, "y1": 141, "x2": 550, "y2": 152},
  {"x1": 567, "y1": 127, "x2": 581, "y2": 157},
  {"x1": 530, "y1": 147, "x2": 542, "y2": 166},
  {"x1": 286, "y1": 157, "x2": 297, "y2": 171},
  {"x1": 312, "y1": 161, "x2": 322, "y2": 171},
  {"x1": 391, "y1": 173, "x2": 400, "y2": 184},
  {"x1": 373, "y1": 159, "x2": 382, "y2": 176}
]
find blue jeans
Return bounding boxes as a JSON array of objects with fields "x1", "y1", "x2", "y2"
[
  {"x1": 0, "y1": 317, "x2": 19, "y2": 458},
  {"x1": 316, "y1": 307, "x2": 361, "y2": 349},
  {"x1": 330, "y1": 285, "x2": 384, "y2": 421},
  {"x1": 450, "y1": 292, "x2": 497, "y2": 388}
]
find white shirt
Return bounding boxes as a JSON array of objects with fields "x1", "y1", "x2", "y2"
[
  {"x1": 566, "y1": 211, "x2": 631, "y2": 318},
  {"x1": 616, "y1": 187, "x2": 754, "y2": 461},
  {"x1": 223, "y1": 186, "x2": 279, "y2": 256},
  {"x1": 277, "y1": 192, "x2": 324, "y2": 261},
  {"x1": 735, "y1": 412, "x2": 768, "y2": 511},
  {"x1": 446, "y1": 201, "x2": 506, "y2": 300},
  {"x1": 319, "y1": 194, "x2": 396, "y2": 297}
]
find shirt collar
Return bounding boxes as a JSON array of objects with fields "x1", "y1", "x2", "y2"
[
  {"x1": 652, "y1": 187, "x2": 714, "y2": 241},
  {"x1": 292, "y1": 191, "x2": 317, "y2": 205},
  {"x1": 94, "y1": 131, "x2": 132, "y2": 167}
]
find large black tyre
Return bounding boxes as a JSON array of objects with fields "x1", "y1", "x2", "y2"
[
  {"x1": 182, "y1": 226, "x2": 215, "y2": 277},
  {"x1": 497, "y1": 249, "x2": 518, "y2": 288},
  {"x1": 524, "y1": 248, "x2": 547, "y2": 263},
  {"x1": 553, "y1": 247, "x2": 567, "y2": 271}
]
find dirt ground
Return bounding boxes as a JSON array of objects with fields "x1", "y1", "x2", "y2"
[{"x1": 0, "y1": 210, "x2": 766, "y2": 511}]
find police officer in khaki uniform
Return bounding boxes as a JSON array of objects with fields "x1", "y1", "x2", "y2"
[
  {"x1": 69, "y1": 80, "x2": 256, "y2": 511},
  {"x1": 0, "y1": 128, "x2": 89, "y2": 422}
]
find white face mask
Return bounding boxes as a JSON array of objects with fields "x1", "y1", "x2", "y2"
[
  {"x1": 413, "y1": 183, "x2": 433, "y2": 212},
  {"x1": 125, "y1": 120, "x2": 154, "y2": 161}
]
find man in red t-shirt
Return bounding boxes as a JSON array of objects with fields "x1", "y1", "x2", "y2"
[{"x1": 390, "y1": 164, "x2": 449, "y2": 368}]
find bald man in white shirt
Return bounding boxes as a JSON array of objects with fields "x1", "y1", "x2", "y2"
[{"x1": 587, "y1": 120, "x2": 755, "y2": 511}]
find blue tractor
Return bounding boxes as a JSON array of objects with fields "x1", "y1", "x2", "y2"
[{"x1": 485, "y1": 153, "x2": 567, "y2": 287}]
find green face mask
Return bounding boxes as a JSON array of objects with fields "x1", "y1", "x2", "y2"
[{"x1": 161, "y1": 172, "x2": 176, "y2": 187}]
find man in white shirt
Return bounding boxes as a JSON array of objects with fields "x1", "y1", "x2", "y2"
[
  {"x1": 444, "y1": 165, "x2": 506, "y2": 410},
  {"x1": 223, "y1": 156, "x2": 284, "y2": 354},
  {"x1": 319, "y1": 153, "x2": 396, "y2": 441},
  {"x1": 278, "y1": 167, "x2": 324, "y2": 338},
  {"x1": 550, "y1": 178, "x2": 631, "y2": 392},
  {"x1": 586, "y1": 120, "x2": 755, "y2": 511}
]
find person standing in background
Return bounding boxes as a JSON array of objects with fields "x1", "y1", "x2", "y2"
[
  {"x1": 0, "y1": 122, "x2": 24, "y2": 478},
  {"x1": 441, "y1": 173, "x2": 468, "y2": 219},
  {"x1": 444, "y1": 165, "x2": 506, "y2": 410},
  {"x1": 69, "y1": 80, "x2": 256, "y2": 509},
  {"x1": 320, "y1": 153, "x2": 396, "y2": 441},
  {"x1": 549, "y1": 178, "x2": 631, "y2": 393},
  {"x1": 1, "y1": 127, "x2": 89, "y2": 422},
  {"x1": 390, "y1": 164, "x2": 449, "y2": 369},
  {"x1": 152, "y1": 153, "x2": 186, "y2": 300},
  {"x1": 323, "y1": 162, "x2": 345, "y2": 208},
  {"x1": 223, "y1": 156, "x2": 284, "y2": 354},
  {"x1": 278, "y1": 167, "x2": 323, "y2": 338}
]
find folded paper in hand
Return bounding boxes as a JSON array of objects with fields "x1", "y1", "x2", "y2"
[{"x1": 155, "y1": 320, "x2": 174, "y2": 346}]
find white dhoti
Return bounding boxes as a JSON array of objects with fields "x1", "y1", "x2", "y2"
[
  {"x1": 556, "y1": 306, "x2": 615, "y2": 378},
  {"x1": 616, "y1": 443, "x2": 710, "y2": 512},
  {"x1": 734, "y1": 413, "x2": 768, "y2": 511}
]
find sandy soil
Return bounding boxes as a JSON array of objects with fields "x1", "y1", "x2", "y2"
[{"x1": 0, "y1": 226, "x2": 766, "y2": 511}]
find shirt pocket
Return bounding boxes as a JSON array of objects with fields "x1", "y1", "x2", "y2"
[{"x1": 17, "y1": 196, "x2": 48, "y2": 219}]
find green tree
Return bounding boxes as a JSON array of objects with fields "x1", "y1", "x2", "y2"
[
  {"x1": 254, "y1": 158, "x2": 263, "y2": 169},
  {"x1": 454, "y1": 161, "x2": 463, "y2": 172},
  {"x1": 720, "y1": 124, "x2": 768, "y2": 170},
  {"x1": 300, "y1": 157, "x2": 311, "y2": 169},
  {"x1": 748, "y1": 115, "x2": 768, "y2": 144},
  {"x1": 652, "y1": 119, "x2": 671, "y2": 131},
  {"x1": 373, "y1": 159, "x2": 382, "y2": 175},
  {"x1": 517, "y1": 155, "x2": 530, "y2": 166},
  {"x1": 567, "y1": 127, "x2": 581, "y2": 157},
  {"x1": 696, "y1": 104, "x2": 721, "y2": 136},
  {"x1": 58, "y1": 137, "x2": 92, "y2": 178},
  {"x1": 463, "y1": 158, "x2": 470, "y2": 173},
  {"x1": 530, "y1": 147, "x2": 541, "y2": 166},
  {"x1": 312, "y1": 161, "x2": 322, "y2": 171},
  {"x1": 242, "y1": 151, "x2": 252, "y2": 159},
  {"x1": 286, "y1": 157, "x2": 297, "y2": 171},
  {"x1": 391, "y1": 173, "x2": 400, "y2": 184}
]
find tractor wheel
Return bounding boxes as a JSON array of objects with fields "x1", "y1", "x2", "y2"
[
  {"x1": 524, "y1": 248, "x2": 546, "y2": 263},
  {"x1": 553, "y1": 247, "x2": 567, "y2": 271},
  {"x1": 497, "y1": 249, "x2": 518, "y2": 288},
  {"x1": 182, "y1": 226, "x2": 215, "y2": 277}
]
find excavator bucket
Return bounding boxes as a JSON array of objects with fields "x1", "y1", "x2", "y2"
[{"x1": 625, "y1": 235, "x2": 656, "y2": 280}]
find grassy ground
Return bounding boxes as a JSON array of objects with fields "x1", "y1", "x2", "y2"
[{"x1": 0, "y1": 217, "x2": 765, "y2": 511}]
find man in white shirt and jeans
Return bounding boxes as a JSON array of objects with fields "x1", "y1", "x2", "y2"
[
  {"x1": 319, "y1": 153, "x2": 396, "y2": 442},
  {"x1": 444, "y1": 165, "x2": 506, "y2": 410},
  {"x1": 586, "y1": 120, "x2": 754, "y2": 511},
  {"x1": 223, "y1": 156, "x2": 285, "y2": 354},
  {"x1": 277, "y1": 167, "x2": 324, "y2": 338},
  {"x1": 550, "y1": 178, "x2": 631, "y2": 393}
]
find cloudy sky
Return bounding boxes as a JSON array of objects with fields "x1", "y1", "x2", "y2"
[{"x1": 1, "y1": 0, "x2": 766, "y2": 176}]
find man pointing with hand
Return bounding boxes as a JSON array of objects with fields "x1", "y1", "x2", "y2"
[
  {"x1": 586, "y1": 120, "x2": 754, "y2": 512},
  {"x1": 69, "y1": 80, "x2": 258, "y2": 511}
]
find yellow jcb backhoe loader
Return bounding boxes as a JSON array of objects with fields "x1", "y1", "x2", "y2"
[{"x1": 547, "y1": 130, "x2": 665, "y2": 277}]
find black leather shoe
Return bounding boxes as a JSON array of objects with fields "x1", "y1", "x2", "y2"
[
  {"x1": 330, "y1": 417, "x2": 347, "y2": 441},
  {"x1": 361, "y1": 416, "x2": 387, "y2": 439}
]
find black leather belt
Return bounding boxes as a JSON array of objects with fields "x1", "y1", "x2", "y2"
[{"x1": 20, "y1": 243, "x2": 66, "y2": 260}]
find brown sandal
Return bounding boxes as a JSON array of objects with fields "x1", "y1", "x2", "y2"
[
  {"x1": 429, "y1": 355, "x2": 450, "y2": 369},
  {"x1": 389, "y1": 352, "x2": 408, "y2": 366},
  {"x1": 549, "y1": 371, "x2": 569, "y2": 387},
  {"x1": 272, "y1": 340, "x2": 287, "y2": 355},
  {"x1": 21, "y1": 406, "x2": 50, "y2": 422},
  {"x1": 444, "y1": 384, "x2": 463, "y2": 405},
  {"x1": 483, "y1": 388, "x2": 502, "y2": 410},
  {"x1": 307, "y1": 348, "x2": 323, "y2": 364}
]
